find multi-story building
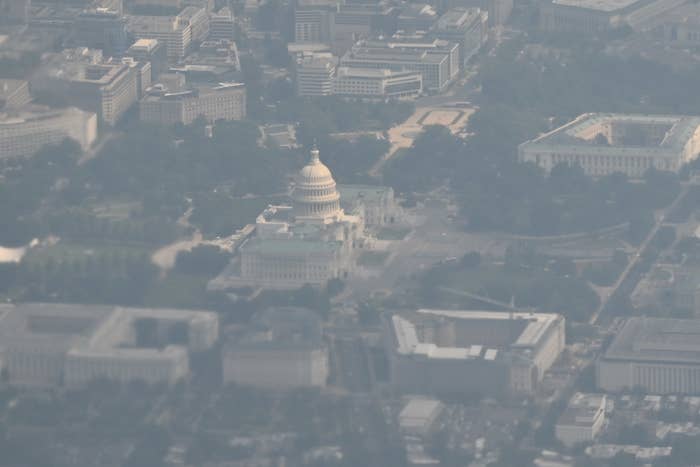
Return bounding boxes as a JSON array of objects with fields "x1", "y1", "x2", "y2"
[
  {"x1": 384, "y1": 309, "x2": 566, "y2": 396},
  {"x1": 0, "y1": 106, "x2": 97, "y2": 159},
  {"x1": 432, "y1": 8, "x2": 487, "y2": 67},
  {"x1": 0, "y1": 79, "x2": 31, "y2": 110},
  {"x1": 340, "y1": 38, "x2": 458, "y2": 92},
  {"x1": 223, "y1": 307, "x2": 329, "y2": 388},
  {"x1": 178, "y1": 5, "x2": 209, "y2": 42},
  {"x1": 127, "y1": 14, "x2": 192, "y2": 60},
  {"x1": 73, "y1": 9, "x2": 129, "y2": 55},
  {"x1": 174, "y1": 39, "x2": 241, "y2": 82},
  {"x1": 334, "y1": 66, "x2": 422, "y2": 99},
  {"x1": 518, "y1": 113, "x2": 700, "y2": 178},
  {"x1": 126, "y1": 38, "x2": 168, "y2": 79},
  {"x1": 398, "y1": 398, "x2": 444, "y2": 436},
  {"x1": 209, "y1": 6, "x2": 235, "y2": 41},
  {"x1": 333, "y1": 3, "x2": 395, "y2": 53},
  {"x1": 397, "y1": 3, "x2": 438, "y2": 32},
  {"x1": 0, "y1": 303, "x2": 218, "y2": 387},
  {"x1": 294, "y1": 0, "x2": 339, "y2": 43},
  {"x1": 597, "y1": 317, "x2": 700, "y2": 394},
  {"x1": 555, "y1": 393, "x2": 608, "y2": 447},
  {"x1": 295, "y1": 52, "x2": 337, "y2": 96},
  {"x1": 140, "y1": 81, "x2": 246, "y2": 125}
]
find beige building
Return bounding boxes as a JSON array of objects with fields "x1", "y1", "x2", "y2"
[
  {"x1": 0, "y1": 303, "x2": 218, "y2": 387},
  {"x1": 555, "y1": 393, "x2": 608, "y2": 447},
  {"x1": 384, "y1": 309, "x2": 566, "y2": 396},
  {"x1": 597, "y1": 317, "x2": 700, "y2": 394},
  {"x1": 518, "y1": 113, "x2": 700, "y2": 178},
  {"x1": 127, "y1": 13, "x2": 193, "y2": 60},
  {"x1": 0, "y1": 106, "x2": 97, "y2": 159},
  {"x1": 334, "y1": 67, "x2": 423, "y2": 100},
  {"x1": 140, "y1": 82, "x2": 246, "y2": 125},
  {"x1": 222, "y1": 308, "x2": 329, "y2": 389}
]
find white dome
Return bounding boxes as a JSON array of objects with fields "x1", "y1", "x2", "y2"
[{"x1": 292, "y1": 147, "x2": 341, "y2": 220}]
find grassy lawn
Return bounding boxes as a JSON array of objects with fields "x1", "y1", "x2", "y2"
[
  {"x1": 22, "y1": 242, "x2": 152, "y2": 267},
  {"x1": 376, "y1": 226, "x2": 411, "y2": 240},
  {"x1": 142, "y1": 272, "x2": 211, "y2": 309},
  {"x1": 358, "y1": 250, "x2": 390, "y2": 267}
]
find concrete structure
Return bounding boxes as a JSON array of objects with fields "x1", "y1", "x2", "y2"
[
  {"x1": 384, "y1": 309, "x2": 566, "y2": 396},
  {"x1": 397, "y1": 3, "x2": 438, "y2": 33},
  {"x1": 334, "y1": 67, "x2": 422, "y2": 99},
  {"x1": 223, "y1": 307, "x2": 328, "y2": 388},
  {"x1": 33, "y1": 48, "x2": 139, "y2": 126},
  {"x1": 140, "y1": 81, "x2": 246, "y2": 125},
  {"x1": 597, "y1": 317, "x2": 700, "y2": 394},
  {"x1": 539, "y1": 0, "x2": 684, "y2": 33},
  {"x1": 518, "y1": 113, "x2": 700, "y2": 178},
  {"x1": 432, "y1": 8, "x2": 487, "y2": 67},
  {"x1": 209, "y1": 7, "x2": 235, "y2": 41},
  {"x1": 0, "y1": 79, "x2": 31, "y2": 110},
  {"x1": 295, "y1": 52, "x2": 337, "y2": 96},
  {"x1": 294, "y1": 0, "x2": 339, "y2": 44},
  {"x1": 73, "y1": 9, "x2": 129, "y2": 55},
  {"x1": 127, "y1": 11, "x2": 196, "y2": 60},
  {"x1": 0, "y1": 303, "x2": 218, "y2": 387},
  {"x1": 178, "y1": 5, "x2": 210, "y2": 41},
  {"x1": 0, "y1": 106, "x2": 97, "y2": 159},
  {"x1": 398, "y1": 398, "x2": 444, "y2": 436},
  {"x1": 338, "y1": 184, "x2": 400, "y2": 226},
  {"x1": 646, "y1": 3, "x2": 700, "y2": 47},
  {"x1": 126, "y1": 38, "x2": 168, "y2": 79},
  {"x1": 211, "y1": 148, "x2": 400, "y2": 291},
  {"x1": 555, "y1": 393, "x2": 607, "y2": 447},
  {"x1": 341, "y1": 38, "x2": 459, "y2": 92}
]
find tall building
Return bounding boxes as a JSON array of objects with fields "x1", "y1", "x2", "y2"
[
  {"x1": 178, "y1": 5, "x2": 210, "y2": 42},
  {"x1": 597, "y1": 317, "x2": 700, "y2": 394},
  {"x1": 0, "y1": 303, "x2": 218, "y2": 387},
  {"x1": 0, "y1": 79, "x2": 31, "y2": 110},
  {"x1": 518, "y1": 113, "x2": 700, "y2": 178},
  {"x1": 384, "y1": 309, "x2": 566, "y2": 396},
  {"x1": 140, "y1": 81, "x2": 246, "y2": 125},
  {"x1": 73, "y1": 9, "x2": 129, "y2": 55},
  {"x1": 0, "y1": 106, "x2": 97, "y2": 159},
  {"x1": 209, "y1": 6, "x2": 235, "y2": 41},
  {"x1": 223, "y1": 307, "x2": 329, "y2": 388},
  {"x1": 295, "y1": 52, "x2": 337, "y2": 96},
  {"x1": 334, "y1": 66, "x2": 422, "y2": 99},
  {"x1": 126, "y1": 38, "x2": 168, "y2": 79},
  {"x1": 127, "y1": 14, "x2": 192, "y2": 60},
  {"x1": 432, "y1": 8, "x2": 487, "y2": 67}
]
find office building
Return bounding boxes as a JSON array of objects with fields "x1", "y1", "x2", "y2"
[
  {"x1": 333, "y1": 3, "x2": 395, "y2": 53},
  {"x1": 384, "y1": 309, "x2": 566, "y2": 396},
  {"x1": 432, "y1": 8, "x2": 487, "y2": 67},
  {"x1": 295, "y1": 52, "x2": 337, "y2": 96},
  {"x1": 127, "y1": 13, "x2": 192, "y2": 60},
  {"x1": 294, "y1": 0, "x2": 339, "y2": 43},
  {"x1": 0, "y1": 106, "x2": 97, "y2": 159},
  {"x1": 518, "y1": 113, "x2": 700, "y2": 178},
  {"x1": 341, "y1": 38, "x2": 458, "y2": 92},
  {"x1": 397, "y1": 3, "x2": 438, "y2": 32},
  {"x1": 0, "y1": 79, "x2": 31, "y2": 110},
  {"x1": 555, "y1": 393, "x2": 608, "y2": 447},
  {"x1": 223, "y1": 308, "x2": 329, "y2": 389},
  {"x1": 174, "y1": 39, "x2": 241, "y2": 82},
  {"x1": 539, "y1": 0, "x2": 683, "y2": 33},
  {"x1": 398, "y1": 398, "x2": 444, "y2": 436},
  {"x1": 0, "y1": 303, "x2": 218, "y2": 387},
  {"x1": 178, "y1": 5, "x2": 210, "y2": 41},
  {"x1": 73, "y1": 9, "x2": 129, "y2": 55},
  {"x1": 334, "y1": 66, "x2": 422, "y2": 99},
  {"x1": 597, "y1": 317, "x2": 700, "y2": 394},
  {"x1": 126, "y1": 38, "x2": 168, "y2": 79},
  {"x1": 209, "y1": 7, "x2": 235, "y2": 41},
  {"x1": 140, "y1": 81, "x2": 246, "y2": 125}
]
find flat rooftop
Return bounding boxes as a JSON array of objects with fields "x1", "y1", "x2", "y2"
[
  {"x1": 603, "y1": 317, "x2": 700, "y2": 364},
  {"x1": 551, "y1": 0, "x2": 639, "y2": 12}
]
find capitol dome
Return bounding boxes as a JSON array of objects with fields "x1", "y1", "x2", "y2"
[{"x1": 292, "y1": 147, "x2": 341, "y2": 221}]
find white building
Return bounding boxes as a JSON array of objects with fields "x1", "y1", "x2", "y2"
[
  {"x1": 0, "y1": 303, "x2": 218, "y2": 387},
  {"x1": 399, "y1": 398, "x2": 444, "y2": 436},
  {"x1": 334, "y1": 67, "x2": 422, "y2": 99},
  {"x1": 209, "y1": 7, "x2": 235, "y2": 41},
  {"x1": 518, "y1": 113, "x2": 700, "y2": 178},
  {"x1": 384, "y1": 309, "x2": 566, "y2": 396},
  {"x1": 597, "y1": 317, "x2": 700, "y2": 394},
  {"x1": 0, "y1": 106, "x2": 97, "y2": 159},
  {"x1": 296, "y1": 52, "x2": 337, "y2": 96},
  {"x1": 555, "y1": 393, "x2": 607, "y2": 447},
  {"x1": 127, "y1": 14, "x2": 193, "y2": 60},
  {"x1": 223, "y1": 308, "x2": 329, "y2": 389}
]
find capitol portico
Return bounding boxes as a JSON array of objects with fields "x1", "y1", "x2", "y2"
[{"x1": 211, "y1": 146, "x2": 399, "y2": 290}]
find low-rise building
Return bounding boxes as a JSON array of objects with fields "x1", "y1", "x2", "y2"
[
  {"x1": 0, "y1": 106, "x2": 97, "y2": 159},
  {"x1": 555, "y1": 393, "x2": 607, "y2": 447},
  {"x1": 223, "y1": 307, "x2": 329, "y2": 389},
  {"x1": 518, "y1": 113, "x2": 700, "y2": 178},
  {"x1": 398, "y1": 398, "x2": 444, "y2": 436},
  {"x1": 597, "y1": 317, "x2": 700, "y2": 394},
  {"x1": 140, "y1": 81, "x2": 246, "y2": 125},
  {"x1": 334, "y1": 67, "x2": 422, "y2": 99}
]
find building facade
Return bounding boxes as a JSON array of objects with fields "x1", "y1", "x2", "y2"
[
  {"x1": 432, "y1": 8, "x2": 487, "y2": 67},
  {"x1": 555, "y1": 393, "x2": 607, "y2": 447},
  {"x1": 334, "y1": 67, "x2": 422, "y2": 99},
  {"x1": 0, "y1": 106, "x2": 97, "y2": 159},
  {"x1": 295, "y1": 53, "x2": 337, "y2": 96},
  {"x1": 518, "y1": 113, "x2": 700, "y2": 178}
]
